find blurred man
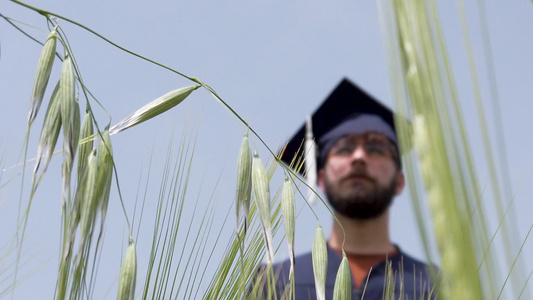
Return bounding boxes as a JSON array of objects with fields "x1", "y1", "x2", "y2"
[{"x1": 268, "y1": 78, "x2": 434, "y2": 300}]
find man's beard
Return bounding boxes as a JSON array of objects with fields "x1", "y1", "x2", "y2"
[{"x1": 323, "y1": 168, "x2": 397, "y2": 220}]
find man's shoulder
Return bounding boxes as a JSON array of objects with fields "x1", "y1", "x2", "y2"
[
  {"x1": 273, "y1": 250, "x2": 313, "y2": 268},
  {"x1": 251, "y1": 251, "x2": 317, "y2": 298},
  {"x1": 271, "y1": 251, "x2": 314, "y2": 285},
  {"x1": 384, "y1": 247, "x2": 437, "y2": 296},
  {"x1": 392, "y1": 247, "x2": 435, "y2": 275},
  {"x1": 271, "y1": 246, "x2": 345, "y2": 286}
]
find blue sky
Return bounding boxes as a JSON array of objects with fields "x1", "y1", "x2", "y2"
[{"x1": 1, "y1": 1, "x2": 532, "y2": 298}]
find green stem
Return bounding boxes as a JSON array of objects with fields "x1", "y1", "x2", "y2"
[{"x1": 11, "y1": 0, "x2": 197, "y2": 82}]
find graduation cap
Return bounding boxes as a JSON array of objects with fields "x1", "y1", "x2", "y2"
[{"x1": 279, "y1": 78, "x2": 405, "y2": 180}]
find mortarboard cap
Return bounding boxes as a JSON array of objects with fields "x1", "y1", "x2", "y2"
[{"x1": 279, "y1": 78, "x2": 407, "y2": 176}]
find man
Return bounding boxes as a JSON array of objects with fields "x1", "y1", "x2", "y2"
[{"x1": 269, "y1": 78, "x2": 434, "y2": 300}]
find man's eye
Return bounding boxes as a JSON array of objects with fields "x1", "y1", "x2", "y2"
[
  {"x1": 365, "y1": 142, "x2": 388, "y2": 155},
  {"x1": 333, "y1": 145, "x2": 354, "y2": 154}
]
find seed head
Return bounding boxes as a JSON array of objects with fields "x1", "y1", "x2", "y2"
[
  {"x1": 117, "y1": 242, "x2": 137, "y2": 300},
  {"x1": 34, "y1": 81, "x2": 62, "y2": 178},
  {"x1": 333, "y1": 252, "x2": 352, "y2": 300},
  {"x1": 235, "y1": 132, "x2": 252, "y2": 232},
  {"x1": 281, "y1": 175, "x2": 295, "y2": 273},
  {"x1": 109, "y1": 85, "x2": 200, "y2": 135},
  {"x1": 312, "y1": 225, "x2": 327, "y2": 300},
  {"x1": 77, "y1": 111, "x2": 94, "y2": 183},
  {"x1": 29, "y1": 26, "x2": 57, "y2": 124},
  {"x1": 252, "y1": 151, "x2": 274, "y2": 264}
]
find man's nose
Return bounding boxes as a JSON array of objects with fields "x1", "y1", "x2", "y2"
[{"x1": 350, "y1": 145, "x2": 368, "y2": 163}]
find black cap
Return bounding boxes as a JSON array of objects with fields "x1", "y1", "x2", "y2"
[{"x1": 279, "y1": 78, "x2": 405, "y2": 176}]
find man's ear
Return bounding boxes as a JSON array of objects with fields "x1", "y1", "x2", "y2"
[{"x1": 395, "y1": 171, "x2": 405, "y2": 195}]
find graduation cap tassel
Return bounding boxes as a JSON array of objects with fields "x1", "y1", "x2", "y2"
[{"x1": 304, "y1": 116, "x2": 318, "y2": 205}]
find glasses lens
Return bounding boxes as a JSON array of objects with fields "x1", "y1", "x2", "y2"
[
  {"x1": 364, "y1": 140, "x2": 390, "y2": 156},
  {"x1": 330, "y1": 134, "x2": 394, "y2": 157}
]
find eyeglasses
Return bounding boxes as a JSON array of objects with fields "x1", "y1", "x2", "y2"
[{"x1": 329, "y1": 133, "x2": 397, "y2": 158}]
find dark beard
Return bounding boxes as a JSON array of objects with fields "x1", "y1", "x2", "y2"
[{"x1": 324, "y1": 170, "x2": 397, "y2": 220}]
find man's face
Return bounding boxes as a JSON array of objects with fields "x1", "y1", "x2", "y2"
[{"x1": 318, "y1": 132, "x2": 404, "y2": 220}]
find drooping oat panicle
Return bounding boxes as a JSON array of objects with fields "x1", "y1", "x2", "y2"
[
  {"x1": 117, "y1": 241, "x2": 137, "y2": 300},
  {"x1": 33, "y1": 81, "x2": 62, "y2": 180},
  {"x1": 281, "y1": 175, "x2": 295, "y2": 276},
  {"x1": 60, "y1": 53, "x2": 80, "y2": 206},
  {"x1": 109, "y1": 85, "x2": 200, "y2": 135},
  {"x1": 60, "y1": 54, "x2": 77, "y2": 147},
  {"x1": 77, "y1": 111, "x2": 94, "y2": 183},
  {"x1": 28, "y1": 26, "x2": 57, "y2": 124},
  {"x1": 312, "y1": 225, "x2": 327, "y2": 300},
  {"x1": 235, "y1": 132, "x2": 252, "y2": 233},
  {"x1": 252, "y1": 151, "x2": 274, "y2": 264},
  {"x1": 333, "y1": 252, "x2": 351, "y2": 300}
]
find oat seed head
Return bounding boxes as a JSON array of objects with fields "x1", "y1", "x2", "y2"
[
  {"x1": 281, "y1": 175, "x2": 295, "y2": 271},
  {"x1": 59, "y1": 54, "x2": 80, "y2": 205},
  {"x1": 312, "y1": 225, "x2": 327, "y2": 300},
  {"x1": 333, "y1": 252, "x2": 352, "y2": 300},
  {"x1": 29, "y1": 26, "x2": 57, "y2": 124},
  {"x1": 95, "y1": 130, "x2": 113, "y2": 219},
  {"x1": 235, "y1": 132, "x2": 252, "y2": 231},
  {"x1": 79, "y1": 150, "x2": 99, "y2": 240},
  {"x1": 109, "y1": 85, "x2": 200, "y2": 135},
  {"x1": 33, "y1": 81, "x2": 62, "y2": 178},
  {"x1": 252, "y1": 151, "x2": 274, "y2": 264},
  {"x1": 77, "y1": 111, "x2": 94, "y2": 184},
  {"x1": 117, "y1": 242, "x2": 137, "y2": 300}
]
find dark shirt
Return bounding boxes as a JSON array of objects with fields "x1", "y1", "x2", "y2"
[{"x1": 261, "y1": 245, "x2": 434, "y2": 300}]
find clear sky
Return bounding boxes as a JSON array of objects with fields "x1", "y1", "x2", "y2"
[{"x1": 1, "y1": 1, "x2": 532, "y2": 299}]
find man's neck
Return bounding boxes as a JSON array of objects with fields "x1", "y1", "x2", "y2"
[{"x1": 327, "y1": 210, "x2": 394, "y2": 255}]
